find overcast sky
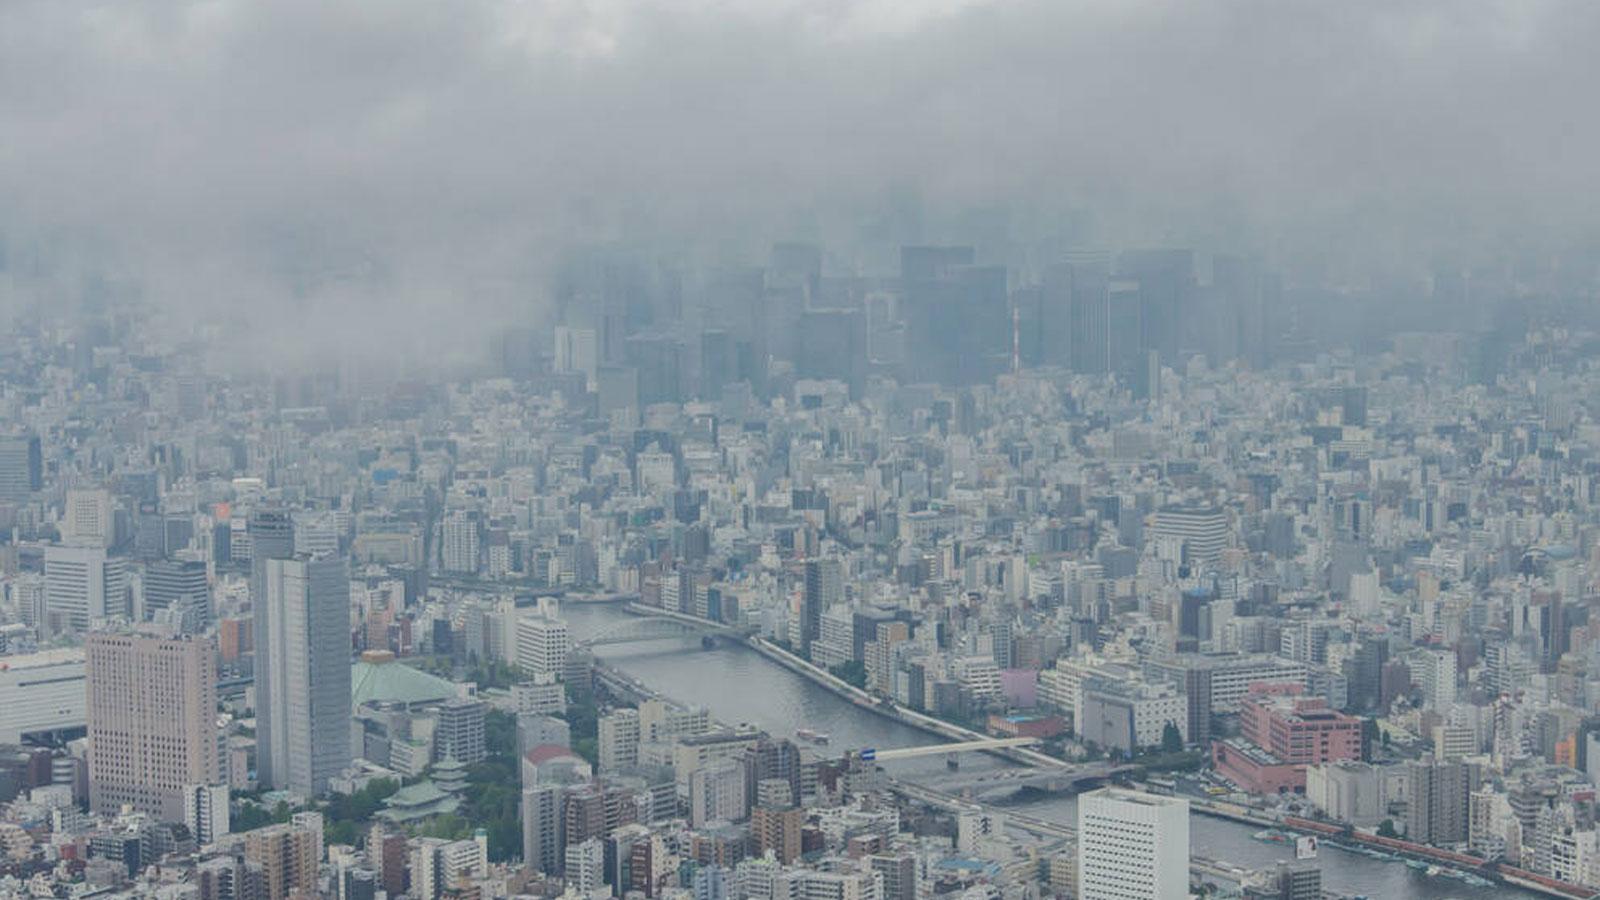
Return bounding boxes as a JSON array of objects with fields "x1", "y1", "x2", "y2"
[{"x1": 2, "y1": 0, "x2": 1596, "y2": 359}]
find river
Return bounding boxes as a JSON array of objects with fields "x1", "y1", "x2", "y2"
[{"x1": 561, "y1": 602, "x2": 1536, "y2": 900}]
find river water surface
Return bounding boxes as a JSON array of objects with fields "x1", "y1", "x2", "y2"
[{"x1": 562, "y1": 602, "x2": 1535, "y2": 900}]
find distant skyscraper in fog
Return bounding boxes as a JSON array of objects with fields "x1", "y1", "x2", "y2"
[
  {"x1": 554, "y1": 326, "x2": 599, "y2": 389},
  {"x1": 0, "y1": 434, "x2": 42, "y2": 502}
]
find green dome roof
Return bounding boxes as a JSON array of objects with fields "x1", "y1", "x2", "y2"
[{"x1": 351, "y1": 650, "x2": 457, "y2": 709}]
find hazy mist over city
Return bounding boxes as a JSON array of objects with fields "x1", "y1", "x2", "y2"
[
  {"x1": 9, "y1": 3, "x2": 1600, "y2": 900},
  {"x1": 4, "y1": 0, "x2": 1599, "y2": 366}
]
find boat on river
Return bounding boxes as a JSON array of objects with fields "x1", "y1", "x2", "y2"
[{"x1": 796, "y1": 728, "x2": 831, "y2": 745}]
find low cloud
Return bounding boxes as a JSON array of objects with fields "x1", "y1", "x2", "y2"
[{"x1": 2, "y1": 0, "x2": 1596, "y2": 361}]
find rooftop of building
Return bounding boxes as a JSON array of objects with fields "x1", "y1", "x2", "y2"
[{"x1": 350, "y1": 650, "x2": 457, "y2": 709}]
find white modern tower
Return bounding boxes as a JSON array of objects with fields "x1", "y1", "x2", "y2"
[{"x1": 1077, "y1": 787, "x2": 1189, "y2": 900}]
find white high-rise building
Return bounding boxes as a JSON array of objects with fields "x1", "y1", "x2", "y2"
[
  {"x1": 1077, "y1": 788, "x2": 1189, "y2": 900},
  {"x1": 564, "y1": 838, "x2": 605, "y2": 895},
  {"x1": 441, "y1": 511, "x2": 480, "y2": 574},
  {"x1": 954, "y1": 656, "x2": 1001, "y2": 705},
  {"x1": 1417, "y1": 649, "x2": 1458, "y2": 713},
  {"x1": 44, "y1": 544, "x2": 130, "y2": 633},
  {"x1": 598, "y1": 708, "x2": 641, "y2": 773},
  {"x1": 1150, "y1": 506, "x2": 1228, "y2": 568},
  {"x1": 688, "y1": 758, "x2": 748, "y2": 826},
  {"x1": 516, "y1": 615, "x2": 571, "y2": 681},
  {"x1": 411, "y1": 834, "x2": 487, "y2": 900},
  {"x1": 62, "y1": 488, "x2": 115, "y2": 547},
  {"x1": 257, "y1": 555, "x2": 352, "y2": 797},
  {"x1": 183, "y1": 782, "x2": 232, "y2": 845}
]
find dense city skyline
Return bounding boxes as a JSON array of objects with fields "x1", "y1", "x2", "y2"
[{"x1": 5, "y1": 2, "x2": 1600, "y2": 900}]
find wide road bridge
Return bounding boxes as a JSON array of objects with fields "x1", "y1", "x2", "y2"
[
  {"x1": 579, "y1": 602, "x2": 755, "y2": 648},
  {"x1": 915, "y1": 761, "x2": 1137, "y2": 800},
  {"x1": 861, "y1": 737, "x2": 1042, "y2": 761}
]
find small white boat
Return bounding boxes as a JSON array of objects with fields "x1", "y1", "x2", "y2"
[{"x1": 796, "y1": 728, "x2": 831, "y2": 744}]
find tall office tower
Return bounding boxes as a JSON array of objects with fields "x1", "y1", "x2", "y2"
[
  {"x1": 801, "y1": 558, "x2": 842, "y2": 661},
  {"x1": 797, "y1": 309, "x2": 867, "y2": 397},
  {"x1": 247, "y1": 509, "x2": 295, "y2": 789},
  {"x1": 1041, "y1": 254, "x2": 1112, "y2": 373},
  {"x1": 625, "y1": 333, "x2": 689, "y2": 406},
  {"x1": 901, "y1": 247, "x2": 1008, "y2": 386},
  {"x1": 499, "y1": 326, "x2": 541, "y2": 379},
  {"x1": 1116, "y1": 249, "x2": 1195, "y2": 367},
  {"x1": 143, "y1": 554, "x2": 211, "y2": 631},
  {"x1": 698, "y1": 329, "x2": 736, "y2": 400},
  {"x1": 553, "y1": 326, "x2": 600, "y2": 389},
  {"x1": 62, "y1": 488, "x2": 115, "y2": 547},
  {"x1": 769, "y1": 242, "x2": 822, "y2": 299},
  {"x1": 1106, "y1": 279, "x2": 1145, "y2": 393},
  {"x1": 0, "y1": 434, "x2": 42, "y2": 502},
  {"x1": 523, "y1": 782, "x2": 567, "y2": 876},
  {"x1": 243, "y1": 822, "x2": 320, "y2": 900},
  {"x1": 1011, "y1": 284, "x2": 1047, "y2": 368},
  {"x1": 1342, "y1": 636, "x2": 1390, "y2": 713},
  {"x1": 440, "y1": 511, "x2": 480, "y2": 574},
  {"x1": 257, "y1": 555, "x2": 352, "y2": 797},
  {"x1": 516, "y1": 615, "x2": 572, "y2": 681},
  {"x1": 1405, "y1": 758, "x2": 1480, "y2": 846},
  {"x1": 85, "y1": 628, "x2": 220, "y2": 820},
  {"x1": 704, "y1": 266, "x2": 767, "y2": 351},
  {"x1": 598, "y1": 708, "x2": 642, "y2": 773},
  {"x1": 1150, "y1": 506, "x2": 1230, "y2": 570},
  {"x1": 596, "y1": 365, "x2": 641, "y2": 423},
  {"x1": 44, "y1": 544, "x2": 130, "y2": 632},
  {"x1": 1077, "y1": 788, "x2": 1189, "y2": 900},
  {"x1": 1211, "y1": 254, "x2": 1269, "y2": 369},
  {"x1": 1536, "y1": 588, "x2": 1567, "y2": 673}
]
